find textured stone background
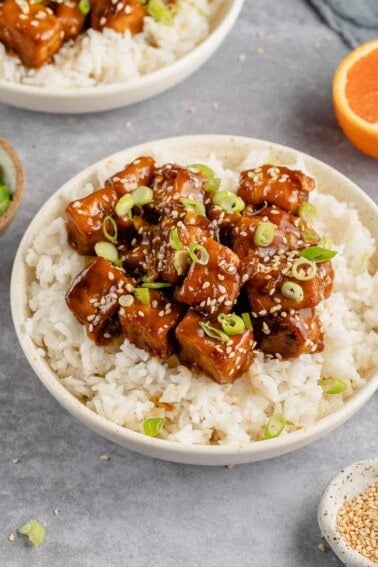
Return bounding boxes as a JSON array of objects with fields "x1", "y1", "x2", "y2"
[{"x1": 0, "y1": 0, "x2": 377, "y2": 565}]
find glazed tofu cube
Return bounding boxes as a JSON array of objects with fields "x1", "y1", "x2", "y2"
[
  {"x1": 65, "y1": 187, "x2": 118, "y2": 255},
  {"x1": 246, "y1": 257, "x2": 334, "y2": 315},
  {"x1": 119, "y1": 290, "x2": 185, "y2": 358},
  {"x1": 232, "y1": 207, "x2": 308, "y2": 278},
  {"x1": 253, "y1": 308, "x2": 323, "y2": 358},
  {"x1": 176, "y1": 238, "x2": 241, "y2": 317},
  {"x1": 0, "y1": 0, "x2": 63, "y2": 68},
  {"x1": 91, "y1": 0, "x2": 146, "y2": 34},
  {"x1": 54, "y1": 0, "x2": 86, "y2": 41},
  {"x1": 66, "y1": 257, "x2": 134, "y2": 344},
  {"x1": 152, "y1": 214, "x2": 214, "y2": 285},
  {"x1": 237, "y1": 165, "x2": 315, "y2": 213},
  {"x1": 207, "y1": 205, "x2": 241, "y2": 247},
  {"x1": 105, "y1": 156, "x2": 155, "y2": 197},
  {"x1": 151, "y1": 164, "x2": 205, "y2": 218},
  {"x1": 175, "y1": 311, "x2": 255, "y2": 384}
]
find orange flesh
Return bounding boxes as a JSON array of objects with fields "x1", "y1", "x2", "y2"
[{"x1": 346, "y1": 48, "x2": 378, "y2": 123}]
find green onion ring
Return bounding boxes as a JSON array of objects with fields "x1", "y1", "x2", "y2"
[
  {"x1": 254, "y1": 221, "x2": 276, "y2": 247},
  {"x1": 187, "y1": 163, "x2": 215, "y2": 180},
  {"x1": 281, "y1": 281, "x2": 304, "y2": 302},
  {"x1": 143, "y1": 417, "x2": 166, "y2": 437},
  {"x1": 174, "y1": 250, "x2": 190, "y2": 275},
  {"x1": 199, "y1": 322, "x2": 229, "y2": 342},
  {"x1": 204, "y1": 178, "x2": 221, "y2": 193},
  {"x1": 78, "y1": 0, "x2": 91, "y2": 15},
  {"x1": 115, "y1": 193, "x2": 134, "y2": 217},
  {"x1": 141, "y1": 282, "x2": 172, "y2": 289},
  {"x1": 297, "y1": 202, "x2": 317, "y2": 221},
  {"x1": 94, "y1": 241, "x2": 120, "y2": 265},
  {"x1": 102, "y1": 215, "x2": 118, "y2": 243},
  {"x1": 291, "y1": 257, "x2": 317, "y2": 281},
  {"x1": 119, "y1": 294, "x2": 134, "y2": 307},
  {"x1": 132, "y1": 185, "x2": 153, "y2": 206},
  {"x1": 264, "y1": 414, "x2": 287, "y2": 439},
  {"x1": 134, "y1": 287, "x2": 150, "y2": 305},
  {"x1": 217, "y1": 313, "x2": 245, "y2": 335},
  {"x1": 180, "y1": 198, "x2": 206, "y2": 217},
  {"x1": 212, "y1": 191, "x2": 245, "y2": 213},
  {"x1": 169, "y1": 227, "x2": 182, "y2": 250},
  {"x1": 17, "y1": 519, "x2": 46, "y2": 547},
  {"x1": 319, "y1": 378, "x2": 347, "y2": 395},
  {"x1": 188, "y1": 242, "x2": 209, "y2": 265}
]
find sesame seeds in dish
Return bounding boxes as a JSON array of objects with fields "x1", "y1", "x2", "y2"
[{"x1": 20, "y1": 140, "x2": 378, "y2": 448}]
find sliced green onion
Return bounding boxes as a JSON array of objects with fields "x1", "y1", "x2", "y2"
[
  {"x1": 119, "y1": 294, "x2": 134, "y2": 307},
  {"x1": 254, "y1": 221, "x2": 276, "y2": 247},
  {"x1": 281, "y1": 281, "x2": 304, "y2": 302},
  {"x1": 94, "y1": 241, "x2": 120, "y2": 264},
  {"x1": 241, "y1": 312, "x2": 253, "y2": 330},
  {"x1": 199, "y1": 322, "x2": 229, "y2": 342},
  {"x1": 17, "y1": 519, "x2": 46, "y2": 547},
  {"x1": 115, "y1": 193, "x2": 134, "y2": 217},
  {"x1": 147, "y1": 0, "x2": 173, "y2": 25},
  {"x1": 217, "y1": 313, "x2": 245, "y2": 335},
  {"x1": 291, "y1": 257, "x2": 317, "y2": 281},
  {"x1": 169, "y1": 227, "x2": 182, "y2": 250},
  {"x1": 78, "y1": 0, "x2": 90, "y2": 15},
  {"x1": 204, "y1": 177, "x2": 221, "y2": 193},
  {"x1": 174, "y1": 250, "x2": 190, "y2": 274},
  {"x1": 134, "y1": 287, "x2": 150, "y2": 305},
  {"x1": 298, "y1": 202, "x2": 317, "y2": 221},
  {"x1": 180, "y1": 198, "x2": 206, "y2": 217},
  {"x1": 187, "y1": 163, "x2": 215, "y2": 180},
  {"x1": 188, "y1": 242, "x2": 209, "y2": 265},
  {"x1": 102, "y1": 215, "x2": 117, "y2": 243},
  {"x1": 264, "y1": 414, "x2": 287, "y2": 439},
  {"x1": 319, "y1": 378, "x2": 347, "y2": 395},
  {"x1": 318, "y1": 237, "x2": 334, "y2": 249},
  {"x1": 132, "y1": 185, "x2": 153, "y2": 206},
  {"x1": 141, "y1": 282, "x2": 172, "y2": 289},
  {"x1": 212, "y1": 191, "x2": 245, "y2": 213},
  {"x1": 298, "y1": 246, "x2": 337, "y2": 262},
  {"x1": 143, "y1": 417, "x2": 165, "y2": 437},
  {"x1": 301, "y1": 226, "x2": 319, "y2": 243}
]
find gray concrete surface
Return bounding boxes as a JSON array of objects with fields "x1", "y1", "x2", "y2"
[{"x1": 0, "y1": 0, "x2": 377, "y2": 565}]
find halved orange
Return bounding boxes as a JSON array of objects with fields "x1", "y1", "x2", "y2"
[{"x1": 333, "y1": 39, "x2": 378, "y2": 159}]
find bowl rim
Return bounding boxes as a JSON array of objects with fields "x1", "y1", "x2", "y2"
[
  {"x1": 317, "y1": 458, "x2": 378, "y2": 567},
  {"x1": 10, "y1": 134, "x2": 378, "y2": 464},
  {"x1": 0, "y1": 137, "x2": 25, "y2": 234},
  {"x1": 0, "y1": 0, "x2": 244, "y2": 99}
]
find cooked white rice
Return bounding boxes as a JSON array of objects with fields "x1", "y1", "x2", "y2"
[
  {"x1": 0, "y1": 0, "x2": 221, "y2": 88},
  {"x1": 24, "y1": 149, "x2": 378, "y2": 446}
]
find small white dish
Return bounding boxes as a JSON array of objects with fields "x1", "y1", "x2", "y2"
[
  {"x1": 10, "y1": 135, "x2": 378, "y2": 465},
  {"x1": 0, "y1": 0, "x2": 243, "y2": 114},
  {"x1": 318, "y1": 458, "x2": 378, "y2": 567},
  {"x1": 0, "y1": 138, "x2": 25, "y2": 235}
]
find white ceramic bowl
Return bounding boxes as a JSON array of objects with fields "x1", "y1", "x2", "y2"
[
  {"x1": 0, "y1": 0, "x2": 243, "y2": 114},
  {"x1": 0, "y1": 138, "x2": 25, "y2": 235},
  {"x1": 10, "y1": 135, "x2": 378, "y2": 465},
  {"x1": 318, "y1": 458, "x2": 378, "y2": 567}
]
